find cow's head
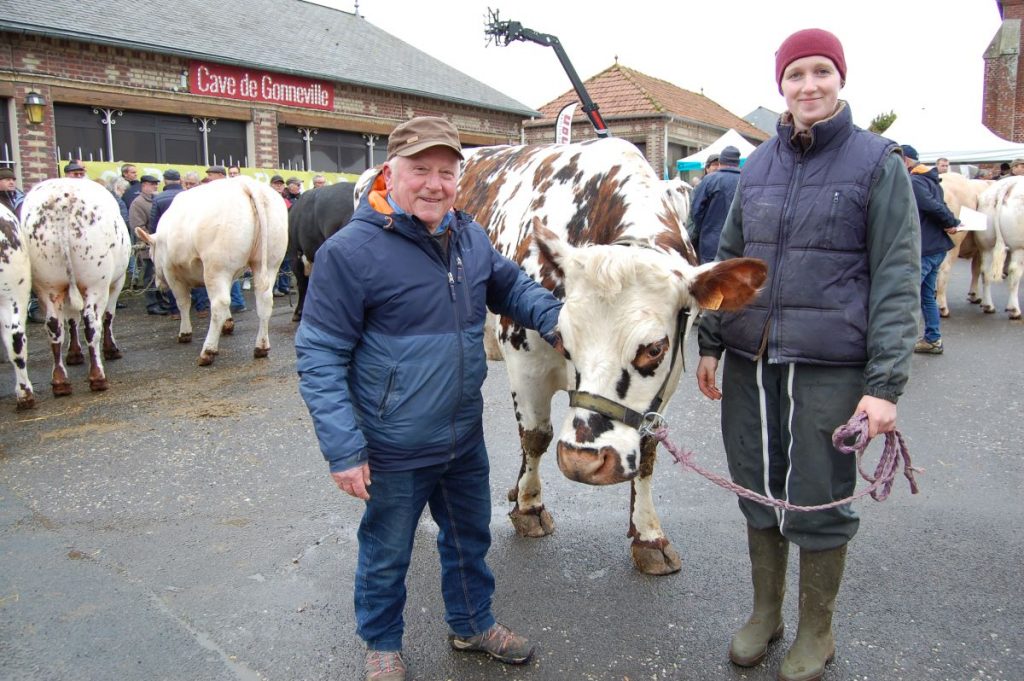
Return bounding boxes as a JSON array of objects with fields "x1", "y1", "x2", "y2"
[
  {"x1": 533, "y1": 223, "x2": 766, "y2": 486},
  {"x1": 133, "y1": 228, "x2": 169, "y2": 289}
]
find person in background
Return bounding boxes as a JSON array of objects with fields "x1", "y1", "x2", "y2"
[
  {"x1": 273, "y1": 177, "x2": 302, "y2": 296},
  {"x1": 206, "y1": 165, "x2": 227, "y2": 181},
  {"x1": 0, "y1": 167, "x2": 24, "y2": 217},
  {"x1": 182, "y1": 171, "x2": 201, "y2": 190},
  {"x1": 1011, "y1": 158, "x2": 1024, "y2": 177},
  {"x1": 284, "y1": 177, "x2": 302, "y2": 203},
  {"x1": 228, "y1": 164, "x2": 241, "y2": 178},
  {"x1": 687, "y1": 145, "x2": 742, "y2": 264},
  {"x1": 203, "y1": 167, "x2": 247, "y2": 313},
  {"x1": 695, "y1": 29, "x2": 919, "y2": 681},
  {"x1": 63, "y1": 161, "x2": 87, "y2": 178},
  {"x1": 901, "y1": 144, "x2": 959, "y2": 355},
  {"x1": 150, "y1": 169, "x2": 192, "y2": 320},
  {"x1": 995, "y1": 162, "x2": 1012, "y2": 179},
  {"x1": 296, "y1": 116, "x2": 561, "y2": 681},
  {"x1": 107, "y1": 176, "x2": 134, "y2": 303},
  {"x1": 935, "y1": 157, "x2": 950, "y2": 174},
  {"x1": 132, "y1": 174, "x2": 171, "y2": 316},
  {"x1": 704, "y1": 153, "x2": 720, "y2": 176},
  {"x1": 312, "y1": 174, "x2": 327, "y2": 189},
  {"x1": 270, "y1": 174, "x2": 287, "y2": 198},
  {"x1": 120, "y1": 163, "x2": 141, "y2": 209}
]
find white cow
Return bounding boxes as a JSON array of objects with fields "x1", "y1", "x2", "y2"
[
  {"x1": 0, "y1": 204, "x2": 34, "y2": 409},
  {"x1": 456, "y1": 139, "x2": 766, "y2": 574},
  {"x1": 936, "y1": 173, "x2": 993, "y2": 316},
  {"x1": 134, "y1": 176, "x2": 288, "y2": 365},
  {"x1": 977, "y1": 177, "x2": 1024, "y2": 318},
  {"x1": 21, "y1": 179, "x2": 131, "y2": 396}
]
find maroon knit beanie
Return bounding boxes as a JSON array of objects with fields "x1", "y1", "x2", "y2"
[{"x1": 775, "y1": 28, "x2": 847, "y2": 94}]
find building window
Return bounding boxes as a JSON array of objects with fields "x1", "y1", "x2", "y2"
[
  {"x1": 54, "y1": 104, "x2": 246, "y2": 165},
  {"x1": 0, "y1": 101, "x2": 13, "y2": 168},
  {"x1": 278, "y1": 126, "x2": 386, "y2": 173}
]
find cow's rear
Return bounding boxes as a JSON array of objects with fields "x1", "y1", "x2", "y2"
[{"x1": 0, "y1": 204, "x2": 34, "y2": 409}]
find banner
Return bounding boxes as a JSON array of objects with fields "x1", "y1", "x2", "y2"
[
  {"x1": 555, "y1": 102, "x2": 578, "y2": 144},
  {"x1": 189, "y1": 61, "x2": 334, "y2": 111}
]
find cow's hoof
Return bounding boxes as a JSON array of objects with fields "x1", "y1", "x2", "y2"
[
  {"x1": 983, "y1": 305, "x2": 995, "y2": 314},
  {"x1": 221, "y1": 319, "x2": 235, "y2": 336},
  {"x1": 939, "y1": 308, "x2": 949, "y2": 318},
  {"x1": 509, "y1": 505, "x2": 555, "y2": 537},
  {"x1": 16, "y1": 394, "x2": 36, "y2": 411},
  {"x1": 89, "y1": 378, "x2": 109, "y2": 392},
  {"x1": 65, "y1": 351, "x2": 84, "y2": 366},
  {"x1": 253, "y1": 347, "x2": 269, "y2": 359},
  {"x1": 104, "y1": 348, "x2": 123, "y2": 360},
  {"x1": 177, "y1": 333, "x2": 192, "y2": 344},
  {"x1": 1010, "y1": 311, "x2": 1022, "y2": 320},
  {"x1": 52, "y1": 382, "x2": 72, "y2": 397},
  {"x1": 506, "y1": 486, "x2": 518, "y2": 502},
  {"x1": 631, "y1": 539, "x2": 682, "y2": 575},
  {"x1": 198, "y1": 352, "x2": 216, "y2": 367},
  {"x1": 967, "y1": 293, "x2": 981, "y2": 304}
]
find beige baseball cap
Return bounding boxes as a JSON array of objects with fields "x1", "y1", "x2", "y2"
[{"x1": 387, "y1": 116, "x2": 463, "y2": 160}]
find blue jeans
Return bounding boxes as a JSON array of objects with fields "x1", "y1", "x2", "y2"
[
  {"x1": 191, "y1": 287, "x2": 210, "y2": 312},
  {"x1": 230, "y1": 280, "x2": 245, "y2": 310},
  {"x1": 920, "y1": 251, "x2": 946, "y2": 342},
  {"x1": 355, "y1": 438, "x2": 496, "y2": 651},
  {"x1": 275, "y1": 260, "x2": 292, "y2": 294}
]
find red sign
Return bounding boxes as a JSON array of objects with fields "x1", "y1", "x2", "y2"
[{"x1": 189, "y1": 61, "x2": 334, "y2": 111}]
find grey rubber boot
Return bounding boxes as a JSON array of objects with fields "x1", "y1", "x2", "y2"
[
  {"x1": 778, "y1": 543, "x2": 848, "y2": 681},
  {"x1": 729, "y1": 525, "x2": 789, "y2": 667}
]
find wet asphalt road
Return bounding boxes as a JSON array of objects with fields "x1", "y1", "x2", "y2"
[{"x1": 1, "y1": 260, "x2": 1022, "y2": 681}]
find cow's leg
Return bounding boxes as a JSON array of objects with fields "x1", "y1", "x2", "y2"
[
  {"x1": 252, "y1": 271, "x2": 273, "y2": 359},
  {"x1": 291, "y1": 252, "x2": 308, "y2": 323},
  {"x1": 1005, "y1": 248, "x2": 1023, "y2": 319},
  {"x1": 80, "y1": 292, "x2": 109, "y2": 392},
  {"x1": 199, "y1": 276, "x2": 230, "y2": 366},
  {"x1": 503, "y1": 334, "x2": 563, "y2": 538},
  {"x1": 103, "y1": 272, "x2": 126, "y2": 360},
  {"x1": 167, "y1": 278, "x2": 194, "y2": 345},
  {"x1": 43, "y1": 296, "x2": 72, "y2": 397},
  {"x1": 935, "y1": 248, "x2": 957, "y2": 318},
  {"x1": 1, "y1": 303, "x2": 35, "y2": 410},
  {"x1": 980, "y1": 249, "x2": 996, "y2": 313},
  {"x1": 65, "y1": 316, "x2": 84, "y2": 366},
  {"x1": 968, "y1": 253, "x2": 982, "y2": 304},
  {"x1": 628, "y1": 437, "x2": 682, "y2": 575}
]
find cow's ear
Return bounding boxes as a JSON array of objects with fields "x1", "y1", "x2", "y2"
[
  {"x1": 689, "y1": 258, "x2": 768, "y2": 311},
  {"x1": 531, "y1": 218, "x2": 569, "y2": 280},
  {"x1": 134, "y1": 227, "x2": 153, "y2": 245}
]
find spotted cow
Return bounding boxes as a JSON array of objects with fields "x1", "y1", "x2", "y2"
[
  {"x1": 21, "y1": 178, "x2": 131, "y2": 397},
  {"x1": 0, "y1": 204, "x2": 34, "y2": 409},
  {"x1": 456, "y1": 139, "x2": 766, "y2": 574},
  {"x1": 135, "y1": 176, "x2": 288, "y2": 365}
]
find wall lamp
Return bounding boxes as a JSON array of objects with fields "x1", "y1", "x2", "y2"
[{"x1": 24, "y1": 91, "x2": 46, "y2": 125}]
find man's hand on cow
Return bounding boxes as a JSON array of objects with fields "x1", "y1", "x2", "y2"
[
  {"x1": 945, "y1": 226, "x2": 958, "y2": 235},
  {"x1": 696, "y1": 356, "x2": 722, "y2": 400},
  {"x1": 853, "y1": 395, "x2": 897, "y2": 439},
  {"x1": 331, "y1": 463, "x2": 371, "y2": 500}
]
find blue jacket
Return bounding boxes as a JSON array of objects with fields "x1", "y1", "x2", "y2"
[
  {"x1": 295, "y1": 185, "x2": 562, "y2": 474},
  {"x1": 150, "y1": 183, "x2": 185, "y2": 231},
  {"x1": 688, "y1": 166, "x2": 740, "y2": 263},
  {"x1": 909, "y1": 165, "x2": 958, "y2": 257}
]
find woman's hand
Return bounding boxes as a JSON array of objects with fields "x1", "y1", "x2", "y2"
[
  {"x1": 853, "y1": 395, "x2": 897, "y2": 438},
  {"x1": 696, "y1": 356, "x2": 722, "y2": 400}
]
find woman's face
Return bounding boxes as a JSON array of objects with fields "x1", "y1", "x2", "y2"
[{"x1": 781, "y1": 55, "x2": 842, "y2": 132}]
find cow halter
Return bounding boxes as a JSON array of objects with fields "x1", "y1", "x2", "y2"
[{"x1": 567, "y1": 307, "x2": 693, "y2": 434}]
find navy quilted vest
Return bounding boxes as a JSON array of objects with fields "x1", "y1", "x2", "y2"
[{"x1": 720, "y1": 103, "x2": 897, "y2": 366}]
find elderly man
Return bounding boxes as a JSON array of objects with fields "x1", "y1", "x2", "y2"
[
  {"x1": 312, "y1": 174, "x2": 327, "y2": 189},
  {"x1": 0, "y1": 167, "x2": 23, "y2": 216},
  {"x1": 1012, "y1": 158, "x2": 1024, "y2": 177},
  {"x1": 63, "y1": 161, "x2": 87, "y2": 178},
  {"x1": 295, "y1": 117, "x2": 562, "y2": 681},
  {"x1": 131, "y1": 174, "x2": 170, "y2": 315},
  {"x1": 182, "y1": 171, "x2": 201, "y2": 190},
  {"x1": 206, "y1": 165, "x2": 227, "y2": 181},
  {"x1": 688, "y1": 145, "x2": 742, "y2": 264}
]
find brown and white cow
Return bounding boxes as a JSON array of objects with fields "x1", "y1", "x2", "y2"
[
  {"x1": 135, "y1": 176, "x2": 287, "y2": 365},
  {"x1": 977, "y1": 176, "x2": 1024, "y2": 318},
  {"x1": 456, "y1": 139, "x2": 766, "y2": 575},
  {"x1": 21, "y1": 179, "x2": 131, "y2": 396},
  {"x1": 0, "y1": 204, "x2": 34, "y2": 409}
]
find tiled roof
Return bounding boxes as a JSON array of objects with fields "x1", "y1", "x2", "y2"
[
  {"x1": 0, "y1": 0, "x2": 536, "y2": 117},
  {"x1": 536, "y1": 64, "x2": 769, "y2": 141}
]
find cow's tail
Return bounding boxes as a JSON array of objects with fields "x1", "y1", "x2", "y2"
[
  {"x1": 242, "y1": 178, "x2": 272, "y2": 291},
  {"x1": 58, "y1": 194, "x2": 85, "y2": 313},
  {"x1": 990, "y1": 182, "x2": 1010, "y2": 281}
]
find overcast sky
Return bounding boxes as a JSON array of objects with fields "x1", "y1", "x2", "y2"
[{"x1": 308, "y1": 0, "x2": 1003, "y2": 131}]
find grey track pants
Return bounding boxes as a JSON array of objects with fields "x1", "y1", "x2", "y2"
[{"x1": 721, "y1": 351, "x2": 861, "y2": 551}]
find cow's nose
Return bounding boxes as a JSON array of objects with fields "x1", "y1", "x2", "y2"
[{"x1": 556, "y1": 442, "x2": 634, "y2": 485}]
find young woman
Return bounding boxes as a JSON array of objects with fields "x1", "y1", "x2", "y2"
[{"x1": 695, "y1": 29, "x2": 920, "y2": 681}]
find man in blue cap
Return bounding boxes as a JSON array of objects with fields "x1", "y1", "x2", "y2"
[{"x1": 688, "y1": 145, "x2": 742, "y2": 264}]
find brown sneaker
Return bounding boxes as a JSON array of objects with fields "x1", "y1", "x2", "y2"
[
  {"x1": 364, "y1": 650, "x2": 406, "y2": 681},
  {"x1": 449, "y1": 622, "x2": 535, "y2": 664},
  {"x1": 913, "y1": 338, "x2": 943, "y2": 354}
]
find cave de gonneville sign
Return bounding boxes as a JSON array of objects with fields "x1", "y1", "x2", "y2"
[{"x1": 189, "y1": 61, "x2": 334, "y2": 111}]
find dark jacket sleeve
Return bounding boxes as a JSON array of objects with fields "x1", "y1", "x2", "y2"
[
  {"x1": 696, "y1": 187, "x2": 745, "y2": 359},
  {"x1": 863, "y1": 152, "x2": 921, "y2": 403},
  {"x1": 910, "y1": 174, "x2": 958, "y2": 227},
  {"x1": 687, "y1": 180, "x2": 710, "y2": 244},
  {"x1": 294, "y1": 238, "x2": 369, "y2": 473}
]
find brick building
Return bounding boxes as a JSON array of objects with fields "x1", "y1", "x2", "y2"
[
  {"x1": 984, "y1": 0, "x2": 1024, "y2": 142},
  {"x1": 0, "y1": 0, "x2": 536, "y2": 188},
  {"x1": 524, "y1": 63, "x2": 769, "y2": 179}
]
